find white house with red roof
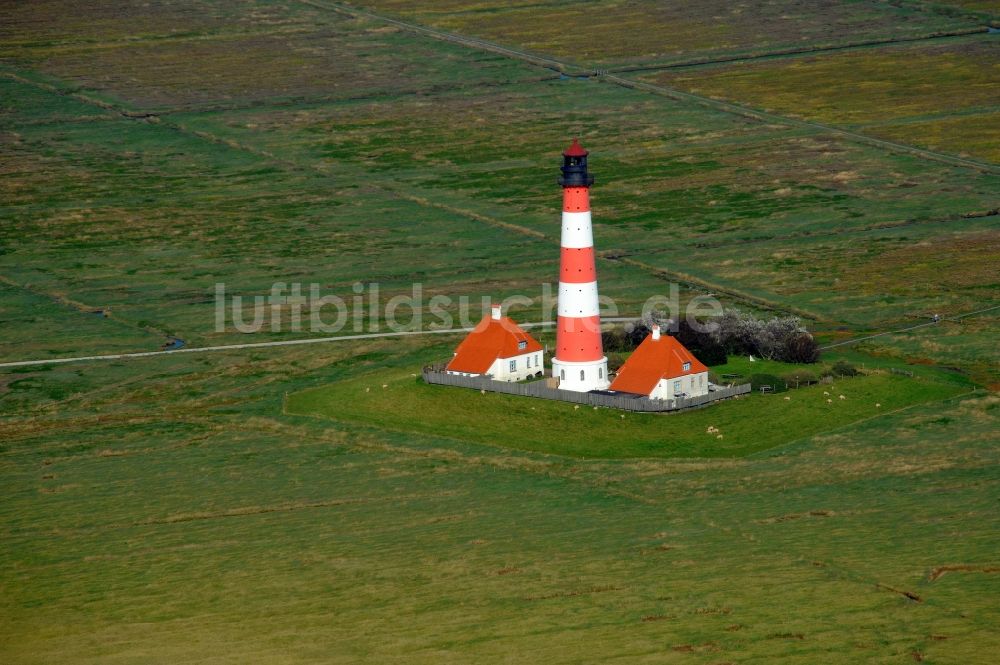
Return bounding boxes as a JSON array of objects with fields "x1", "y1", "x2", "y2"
[
  {"x1": 445, "y1": 305, "x2": 544, "y2": 382},
  {"x1": 609, "y1": 324, "x2": 709, "y2": 400}
]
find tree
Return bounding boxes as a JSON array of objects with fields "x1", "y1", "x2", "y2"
[
  {"x1": 781, "y1": 332, "x2": 820, "y2": 363},
  {"x1": 711, "y1": 308, "x2": 818, "y2": 363},
  {"x1": 675, "y1": 319, "x2": 727, "y2": 366}
]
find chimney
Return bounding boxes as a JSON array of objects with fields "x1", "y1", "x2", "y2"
[
  {"x1": 652, "y1": 324, "x2": 661, "y2": 341},
  {"x1": 491, "y1": 304, "x2": 502, "y2": 320}
]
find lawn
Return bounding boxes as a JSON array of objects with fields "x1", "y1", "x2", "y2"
[{"x1": 285, "y1": 365, "x2": 966, "y2": 459}]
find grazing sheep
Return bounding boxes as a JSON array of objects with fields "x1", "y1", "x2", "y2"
[
  {"x1": 620, "y1": 414, "x2": 625, "y2": 420},
  {"x1": 876, "y1": 403, "x2": 881, "y2": 408},
  {"x1": 365, "y1": 387, "x2": 370, "y2": 393},
  {"x1": 381, "y1": 384, "x2": 388, "y2": 389},
  {"x1": 823, "y1": 391, "x2": 830, "y2": 396},
  {"x1": 839, "y1": 394, "x2": 846, "y2": 400},
  {"x1": 574, "y1": 405, "x2": 580, "y2": 410},
  {"x1": 784, "y1": 396, "x2": 791, "y2": 401},
  {"x1": 480, "y1": 389, "x2": 486, "y2": 394},
  {"x1": 716, "y1": 434, "x2": 723, "y2": 440},
  {"x1": 827, "y1": 398, "x2": 833, "y2": 404},
  {"x1": 593, "y1": 406, "x2": 598, "y2": 410}
]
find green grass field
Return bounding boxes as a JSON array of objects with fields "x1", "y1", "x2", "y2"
[
  {"x1": 286, "y1": 364, "x2": 968, "y2": 459},
  {"x1": 2, "y1": 1, "x2": 999, "y2": 662},
  {"x1": 644, "y1": 34, "x2": 1000, "y2": 163}
]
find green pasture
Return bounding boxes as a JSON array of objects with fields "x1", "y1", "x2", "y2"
[
  {"x1": 352, "y1": 0, "x2": 985, "y2": 67},
  {"x1": 2, "y1": 0, "x2": 999, "y2": 662},
  {"x1": 2, "y1": 340, "x2": 998, "y2": 663},
  {"x1": 286, "y1": 363, "x2": 966, "y2": 459}
]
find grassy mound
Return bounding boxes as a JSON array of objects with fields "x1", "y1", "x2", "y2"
[{"x1": 286, "y1": 368, "x2": 963, "y2": 459}]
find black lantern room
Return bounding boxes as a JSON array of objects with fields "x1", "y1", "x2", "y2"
[{"x1": 558, "y1": 138, "x2": 595, "y2": 187}]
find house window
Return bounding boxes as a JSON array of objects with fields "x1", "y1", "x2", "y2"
[
  {"x1": 518, "y1": 340, "x2": 527, "y2": 350},
  {"x1": 560, "y1": 369, "x2": 565, "y2": 380},
  {"x1": 673, "y1": 380, "x2": 681, "y2": 393},
  {"x1": 526, "y1": 356, "x2": 531, "y2": 368},
  {"x1": 598, "y1": 368, "x2": 603, "y2": 379},
  {"x1": 580, "y1": 370, "x2": 585, "y2": 381},
  {"x1": 510, "y1": 360, "x2": 516, "y2": 372},
  {"x1": 683, "y1": 362, "x2": 691, "y2": 371}
]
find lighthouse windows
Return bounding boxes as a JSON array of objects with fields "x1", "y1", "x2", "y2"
[
  {"x1": 598, "y1": 368, "x2": 603, "y2": 379},
  {"x1": 510, "y1": 360, "x2": 517, "y2": 372},
  {"x1": 580, "y1": 370, "x2": 585, "y2": 381},
  {"x1": 560, "y1": 369, "x2": 566, "y2": 380}
]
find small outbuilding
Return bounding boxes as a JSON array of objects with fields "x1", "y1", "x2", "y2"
[
  {"x1": 609, "y1": 324, "x2": 709, "y2": 400},
  {"x1": 445, "y1": 305, "x2": 544, "y2": 382}
]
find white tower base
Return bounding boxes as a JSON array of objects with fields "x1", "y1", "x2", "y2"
[{"x1": 552, "y1": 357, "x2": 610, "y2": 393}]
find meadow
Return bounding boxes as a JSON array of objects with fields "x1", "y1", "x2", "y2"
[
  {"x1": 645, "y1": 34, "x2": 1000, "y2": 163},
  {"x1": 2, "y1": 0, "x2": 999, "y2": 662},
  {"x1": 351, "y1": 0, "x2": 988, "y2": 67},
  {"x1": 286, "y1": 362, "x2": 968, "y2": 459}
]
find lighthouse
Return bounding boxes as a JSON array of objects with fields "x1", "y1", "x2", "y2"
[{"x1": 552, "y1": 138, "x2": 609, "y2": 392}]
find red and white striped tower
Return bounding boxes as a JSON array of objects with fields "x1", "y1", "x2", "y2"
[{"x1": 552, "y1": 138, "x2": 609, "y2": 392}]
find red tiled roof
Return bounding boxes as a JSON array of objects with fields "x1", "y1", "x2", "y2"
[
  {"x1": 445, "y1": 315, "x2": 543, "y2": 374},
  {"x1": 563, "y1": 137, "x2": 588, "y2": 157},
  {"x1": 609, "y1": 333, "x2": 708, "y2": 395}
]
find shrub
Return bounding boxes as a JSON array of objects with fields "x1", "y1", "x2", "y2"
[
  {"x1": 783, "y1": 332, "x2": 820, "y2": 363},
  {"x1": 711, "y1": 308, "x2": 819, "y2": 364},
  {"x1": 782, "y1": 370, "x2": 817, "y2": 388},
  {"x1": 601, "y1": 324, "x2": 650, "y2": 352},
  {"x1": 675, "y1": 319, "x2": 728, "y2": 366},
  {"x1": 605, "y1": 316, "x2": 727, "y2": 366},
  {"x1": 830, "y1": 360, "x2": 859, "y2": 377},
  {"x1": 749, "y1": 373, "x2": 788, "y2": 393}
]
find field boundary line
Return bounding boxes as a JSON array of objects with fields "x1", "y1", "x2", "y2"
[
  {"x1": 819, "y1": 304, "x2": 1000, "y2": 350},
  {"x1": 302, "y1": 1, "x2": 1000, "y2": 174},
  {"x1": 603, "y1": 74, "x2": 1000, "y2": 174},
  {"x1": 2, "y1": 70, "x2": 820, "y2": 326},
  {"x1": 0, "y1": 319, "x2": 640, "y2": 369},
  {"x1": 605, "y1": 28, "x2": 990, "y2": 74}
]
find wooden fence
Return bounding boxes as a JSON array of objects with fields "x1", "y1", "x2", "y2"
[{"x1": 422, "y1": 366, "x2": 751, "y2": 413}]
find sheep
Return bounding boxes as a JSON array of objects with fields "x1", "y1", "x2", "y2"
[
  {"x1": 784, "y1": 396, "x2": 791, "y2": 401},
  {"x1": 839, "y1": 394, "x2": 846, "y2": 400},
  {"x1": 620, "y1": 414, "x2": 625, "y2": 420},
  {"x1": 480, "y1": 389, "x2": 486, "y2": 395},
  {"x1": 574, "y1": 405, "x2": 580, "y2": 410},
  {"x1": 365, "y1": 387, "x2": 370, "y2": 393},
  {"x1": 716, "y1": 434, "x2": 723, "y2": 440},
  {"x1": 823, "y1": 391, "x2": 830, "y2": 396},
  {"x1": 876, "y1": 403, "x2": 881, "y2": 408},
  {"x1": 827, "y1": 398, "x2": 833, "y2": 404}
]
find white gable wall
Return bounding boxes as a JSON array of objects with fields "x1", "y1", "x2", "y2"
[
  {"x1": 488, "y1": 350, "x2": 545, "y2": 382},
  {"x1": 650, "y1": 371, "x2": 709, "y2": 400}
]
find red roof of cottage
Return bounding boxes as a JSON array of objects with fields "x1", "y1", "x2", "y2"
[
  {"x1": 446, "y1": 314, "x2": 543, "y2": 374},
  {"x1": 563, "y1": 137, "x2": 588, "y2": 157},
  {"x1": 609, "y1": 333, "x2": 708, "y2": 395}
]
